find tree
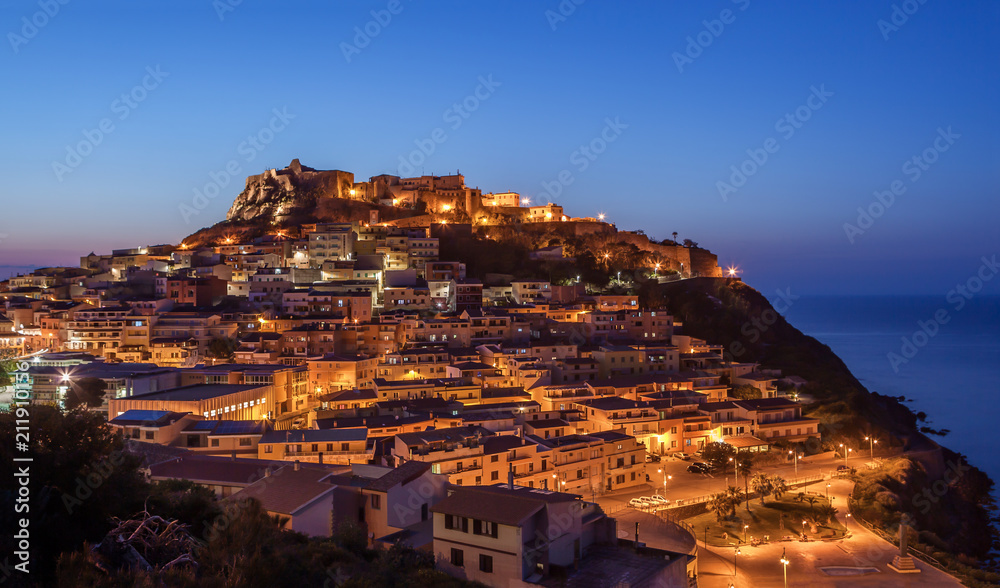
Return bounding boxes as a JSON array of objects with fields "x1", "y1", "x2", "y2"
[
  {"x1": 804, "y1": 495, "x2": 820, "y2": 514},
  {"x1": 816, "y1": 503, "x2": 838, "y2": 525},
  {"x1": 751, "y1": 473, "x2": 774, "y2": 506},
  {"x1": 709, "y1": 491, "x2": 732, "y2": 522},
  {"x1": 64, "y1": 376, "x2": 108, "y2": 410},
  {"x1": 771, "y1": 476, "x2": 789, "y2": 502},
  {"x1": 206, "y1": 336, "x2": 236, "y2": 360},
  {"x1": 0, "y1": 405, "x2": 148, "y2": 586},
  {"x1": 736, "y1": 452, "x2": 754, "y2": 511},
  {"x1": 672, "y1": 232, "x2": 678, "y2": 244},
  {"x1": 702, "y1": 441, "x2": 737, "y2": 474},
  {"x1": 731, "y1": 384, "x2": 762, "y2": 400},
  {"x1": 726, "y1": 486, "x2": 745, "y2": 518}
]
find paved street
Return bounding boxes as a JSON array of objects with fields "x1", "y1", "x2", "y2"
[
  {"x1": 695, "y1": 480, "x2": 962, "y2": 587},
  {"x1": 597, "y1": 452, "x2": 858, "y2": 512},
  {"x1": 598, "y1": 457, "x2": 965, "y2": 587}
]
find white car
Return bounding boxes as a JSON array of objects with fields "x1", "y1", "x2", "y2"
[
  {"x1": 629, "y1": 498, "x2": 646, "y2": 508},
  {"x1": 650, "y1": 495, "x2": 670, "y2": 505},
  {"x1": 638, "y1": 497, "x2": 659, "y2": 508}
]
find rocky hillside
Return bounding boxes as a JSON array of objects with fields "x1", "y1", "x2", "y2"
[{"x1": 226, "y1": 159, "x2": 358, "y2": 222}]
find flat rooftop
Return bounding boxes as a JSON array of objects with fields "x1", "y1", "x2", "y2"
[{"x1": 127, "y1": 384, "x2": 261, "y2": 402}]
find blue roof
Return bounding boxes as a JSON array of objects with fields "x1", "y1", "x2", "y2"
[
  {"x1": 110, "y1": 410, "x2": 188, "y2": 426},
  {"x1": 212, "y1": 421, "x2": 270, "y2": 435}
]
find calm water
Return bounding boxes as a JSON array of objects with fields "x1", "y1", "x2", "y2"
[{"x1": 779, "y1": 295, "x2": 1000, "y2": 485}]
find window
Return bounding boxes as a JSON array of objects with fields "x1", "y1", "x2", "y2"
[
  {"x1": 264, "y1": 445, "x2": 272, "y2": 454},
  {"x1": 239, "y1": 437, "x2": 252, "y2": 446},
  {"x1": 144, "y1": 431, "x2": 154, "y2": 440},
  {"x1": 371, "y1": 494, "x2": 381, "y2": 510},
  {"x1": 490, "y1": 455, "x2": 499, "y2": 463},
  {"x1": 491, "y1": 471, "x2": 499, "y2": 481},
  {"x1": 479, "y1": 554, "x2": 493, "y2": 573},
  {"x1": 450, "y1": 548, "x2": 464, "y2": 567},
  {"x1": 211, "y1": 439, "x2": 220, "y2": 447},
  {"x1": 342, "y1": 442, "x2": 350, "y2": 451}
]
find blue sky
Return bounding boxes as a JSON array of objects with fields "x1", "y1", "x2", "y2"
[{"x1": 1, "y1": 0, "x2": 997, "y2": 296}]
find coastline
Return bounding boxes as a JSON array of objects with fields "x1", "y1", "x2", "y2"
[{"x1": 779, "y1": 294, "x2": 1000, "y2": 487}]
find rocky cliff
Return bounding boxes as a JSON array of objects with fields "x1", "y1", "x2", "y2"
[{"x1": 226, "y1": 159, "x2": 357, "y2": 222}]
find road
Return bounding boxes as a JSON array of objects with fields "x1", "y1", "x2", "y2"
[
  {"x1": 597, "y1": 456, "x2": 965, "y2": 586},
  {"x1": 598, "y1": 452, "x2": 855, "y2": 511},
  {"x1": 695, "y1": 479, "x2": 962, "y2": 587}
]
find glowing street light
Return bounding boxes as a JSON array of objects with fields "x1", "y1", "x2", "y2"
[
  {"x1": 727, "y1": 266, "x2": 739, "y2": 277},
  {"x1": 521, "y1": 197, "x2": 531, "y2": 206},
  {"x1": 441, "y1": 204, "x2": 452, "y2": 212},
  {"x1": 733, "y1": 546, "x2": 741, "y2": 582},
  {"x1": 864, "y1": 435, "x2": 878, "y2": 462},
  {"x1": 780, "y1": 549, "x2": 790, "y2": 588},
  {"x1": 597, "y1": 212, "x2": 606, "y2": 221},
  {"x1": 788, "y1": 450, "x2": 802, "y2": 475}
]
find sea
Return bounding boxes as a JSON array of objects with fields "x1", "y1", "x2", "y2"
[{"x1": 778, "y1": 295, "x2": 1000, "y2": 487}]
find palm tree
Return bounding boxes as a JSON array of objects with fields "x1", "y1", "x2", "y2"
[
  {"x1": 709, "y1": 492, "x2": 731, "y2": 522},
  {"x1": 771, "y1": 476, "x2": 789, "y2": 502},
  {"x1": 804, "y1": 495, "x2": 820, "y2": 514},
  {"x1": 816, "y1": 504, "x2": 838, "y2": 525},
  {"x1": 726, "y1": 486, "x2": 745, "y2": 518},
  {"x1": 751, "y1": 473, "x2": 773, "y2": 506},
  {"x1": 736, "y1": 453, "x2": 754, "y2": 511}
]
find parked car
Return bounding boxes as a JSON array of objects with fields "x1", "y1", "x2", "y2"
[
  {"x1": 693, "y1": 462, "x2": 711, "y2": 471},
  {"x1": 837, "y1": 465, "x2": 850, "y2": 472},
  {"x1": 650, "y1": 495, "x2": 670, "y2": 505},
  {"x1": 638, "y1": 497, "x2": 659, "y2": 508},
  {"x1": 646, "y1": 453, "x2": 661, "y2": 462},
  {"x1": 687, "y1": 464, "x2": 708, "y2": 474},
  {"x1": 672, "y1": 452, "x2": 690, "y2": 460},
  {"x1": 629, "y1": 498, "x2": 645, "y2": 508}
]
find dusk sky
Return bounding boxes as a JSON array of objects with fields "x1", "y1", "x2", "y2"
[{"x1": 2, "y1": 0, "x2": 997, "y2": 296}]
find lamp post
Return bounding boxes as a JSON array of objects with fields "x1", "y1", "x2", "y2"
[
  {"x1": 780, "y1": 548, "x2": 790, "y2": 588},
  {"x1": 788, "y1": 450, "x2": 799, "y2": 475},
  {"x1": 826, "y1": 483, "x2": 831, "y2": 500},
  {"x1": 733, "y1": 545, "x2": 741, "y2": 581},
  {"x1": 864, "y1": 435, "x2": 877, "y2": 462},
  {"x1": 838, "y1": 443, "x2": 851, "y2": 465},
  {"x1": 743, "y1": 524, "x2": 749, "y2": 544}
]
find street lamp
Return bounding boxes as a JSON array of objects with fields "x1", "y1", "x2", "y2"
[
  {"x1": 788, "y1": 450, "x2": 800, "y2": 475},
  {"x1": 733, "y1": 546, "x2": 741, "y2": 580},
  {"x1": 838, "y1": 443, "x2": 852, "y2": 465},
  {"x1": 826, "y1": 483, "x2": 831, "y2": 500},
  {"x1": 864, "y1": 435, "x2": 877, "y2": 462},
  {"x1": 743, "y1": 524, "x2": 749, "y2": 544},
  {"x1": 780, "y1": 548, "x2": 790, "y2": 588}
]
